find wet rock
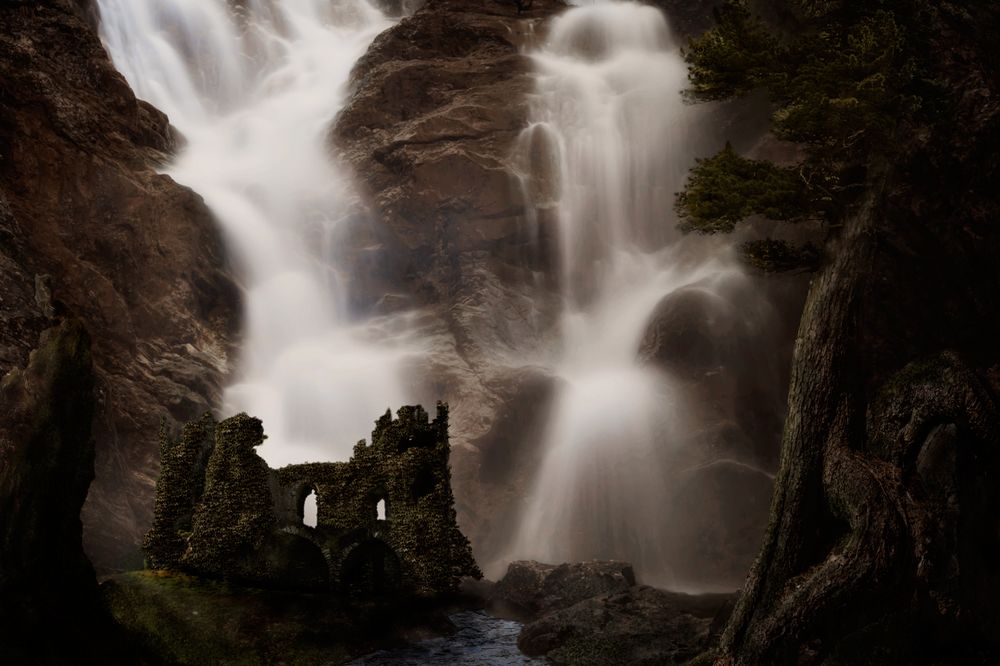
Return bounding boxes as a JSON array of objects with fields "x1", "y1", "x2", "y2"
[
  {"x1": 493, "y1": 560, "x2": 636, "y2": 615},
  {"x1": 492, "y1": 559, "x2": 734, "y2": 664},
  {"x1": 335, "y1": 0, "x2": 568, "y2": 576},
  {"x1": 0, "y1": 0, "x2": 239, "y2": 570},
  {"x1": 334, "y1": 0, "x2": 566, "y2": 306},
  {"x1": 518, "y1": 585, "x2": 733, "y2": 665},
  {"x1": 638, "y1": 285, "x2": 746, "y2": 380}
]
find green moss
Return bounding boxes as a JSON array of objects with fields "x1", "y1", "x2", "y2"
[
  {"x1": 145, "y1": 403, "x2": 480, "y2": 597},
  {"x1": 144, "y1": 413, "x2": 216, "y2": 569},
  {"x1": 866, "y1": 354, "x2": 957, "y2": 458},
  {"x1": 182, "y1": 414, "x2": 276, "y2": 581},
  {"x1": 102, "y1": 571, "x2": 353, "y2": 665},
  {"x1": 548, "y1": 636, "x2": 630, "y2": 665}
]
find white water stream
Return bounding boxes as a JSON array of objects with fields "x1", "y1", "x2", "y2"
[
  {"x1": 96, "y1": 0, "x2": 416, "y2": 476},
  {"x1": 507, "y1": 0, "x2": 758, "y2": 588}
]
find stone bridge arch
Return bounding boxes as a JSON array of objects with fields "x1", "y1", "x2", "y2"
[{"x1": 339, "y1": 538, "x2": 402, "y2": 596}]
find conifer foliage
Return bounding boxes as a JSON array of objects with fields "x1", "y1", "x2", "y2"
[{"x1": 676, "y1": 0, "x2": 936, "y2": 270}]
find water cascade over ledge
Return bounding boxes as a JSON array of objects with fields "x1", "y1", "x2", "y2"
[
  {"x1": 507, "y1": 0, "x2": 778, "y2": 590},
  {"x1": 95, "y1": 0, "x2": 419, "y2": 478}
]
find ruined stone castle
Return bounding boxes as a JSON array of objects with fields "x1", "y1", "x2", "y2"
[{"x1": 144, "y1": 403, "x2": 481, "y2": 595}]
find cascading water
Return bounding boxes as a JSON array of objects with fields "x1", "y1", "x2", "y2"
[
  {"x1": 95, "y1": 0, "x2": 418, "y2": 477},
  {"x1": 508, "y1": 0, "x2": 760, "y2": 588},
  {"x1": 95, "y1": 0, "x2": 777, "y2": 591}
]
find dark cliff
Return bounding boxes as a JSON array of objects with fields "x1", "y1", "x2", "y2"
[
  {"x1": 0, "y1": 0, "x2": 239, "y2": 570},
  {"x1": 0, "y1": 321, "x2": 133, "y2": 663}
]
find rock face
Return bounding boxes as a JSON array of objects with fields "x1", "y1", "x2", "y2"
[
  {"x1": 334, "y1": 0, "x2": 569, "y2": 575},
  {"x1": 0, "y1": 0, "x2": 238, "y2": 570},
  {"x1": 0, "y1": 321, "x2": 131, "y2": 663},
  {"x1": 335, "y1": 0, "x2": 564, "y2": 281},
  {"x1": 493, "y1": 560, "x2": 734, "y2": 665}
]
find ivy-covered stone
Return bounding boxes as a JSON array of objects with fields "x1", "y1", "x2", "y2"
[{"x1": 145, "y1": 403, "x2": 481, "y2": 597}]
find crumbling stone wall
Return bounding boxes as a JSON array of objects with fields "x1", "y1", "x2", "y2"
[
  {"x1": 144, "y1": 403, "x2": 481, "y2": 595},
  {"x1": 143, "y1": 414, "x2": 215, "y2": 570},
  {"x1": 181, "y1": 414, "x2": 276, "y2": 581}
]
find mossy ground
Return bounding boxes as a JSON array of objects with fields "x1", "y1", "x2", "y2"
[{"x1": 102, "y1": 570, "x2": 472, "y2": 665}]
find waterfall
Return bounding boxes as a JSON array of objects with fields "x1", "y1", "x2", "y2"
[
  {"x1": 508, "y1": 0, "x2": 764, "y2": 589},
  {"x1": 95, "y1": 0, "x2": 416, "y2": 472}
]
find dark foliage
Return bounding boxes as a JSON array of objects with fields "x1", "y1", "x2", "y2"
[{"x1": 676, "y1": 0, "x2": 946, "y2": 270}]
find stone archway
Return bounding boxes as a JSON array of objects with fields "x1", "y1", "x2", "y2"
[{"x1": 339, "y1": 538, "x2": 402, "y2": 596}]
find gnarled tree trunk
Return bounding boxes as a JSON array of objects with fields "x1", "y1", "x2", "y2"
[{"x1": 714, "y1": 6, "x2": 1000, "y2": 659}]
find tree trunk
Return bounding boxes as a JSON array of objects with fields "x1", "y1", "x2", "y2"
[{"x1": 714, "y1": 14, "x2": 1000, "y2": 653}]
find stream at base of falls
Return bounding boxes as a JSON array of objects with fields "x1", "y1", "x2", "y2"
[{"x1": 346, "y1": 611, "x2": 544, "y2": 665}]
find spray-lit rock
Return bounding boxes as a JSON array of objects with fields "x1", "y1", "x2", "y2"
[
  {"x1": 493, "y1": 560, "x2": 636, "y2": 614},
  {"x1": 0, "y1": 0, "x2": 239, "y2": 571},
  {"x1": 334, "y1": 0, "x2": 568, "y2": 577}
]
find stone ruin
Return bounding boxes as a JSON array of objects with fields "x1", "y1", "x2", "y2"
[{"x1": 144, "y1": 403, "x2": 481, "y2": 595}]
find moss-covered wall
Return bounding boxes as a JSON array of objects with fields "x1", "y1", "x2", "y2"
[
  {"x1": 279, "y1": 403, "x2": 482, "y2": 595},
  {"x1": 143, "y1": 413, "x2": 215, "y2": 569},
  {"x1": 181, "y1": 414, "x2": 276, "y2": 581},
  {"x1": 145, "y1": 404, "x2": 480, "y2": 596}
]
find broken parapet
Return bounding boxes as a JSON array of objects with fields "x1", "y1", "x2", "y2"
[{"x1": 144, "y1": 403, "x2": 481, "y2": 595}]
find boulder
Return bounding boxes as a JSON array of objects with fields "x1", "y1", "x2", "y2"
[
  {"x1": 637, "y1": 285, "x2": 745, "y2": 380},
  {"x1": 493, "y1": 560, "x2": 636, "y2": 615},
  {"x1": 518, "y1": 585, "x2": 734, "y2": 665},
  {"x1": 664, "y1": 460, "x2": 774, "y2": 588}
]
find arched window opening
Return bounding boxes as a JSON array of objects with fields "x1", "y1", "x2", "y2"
[
  {"x1": 376, "y1": 498, "x2": 386, "y2": 522},
  {"x1": 303, "y1": 490, "x2": 318, "y2": 528}
]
